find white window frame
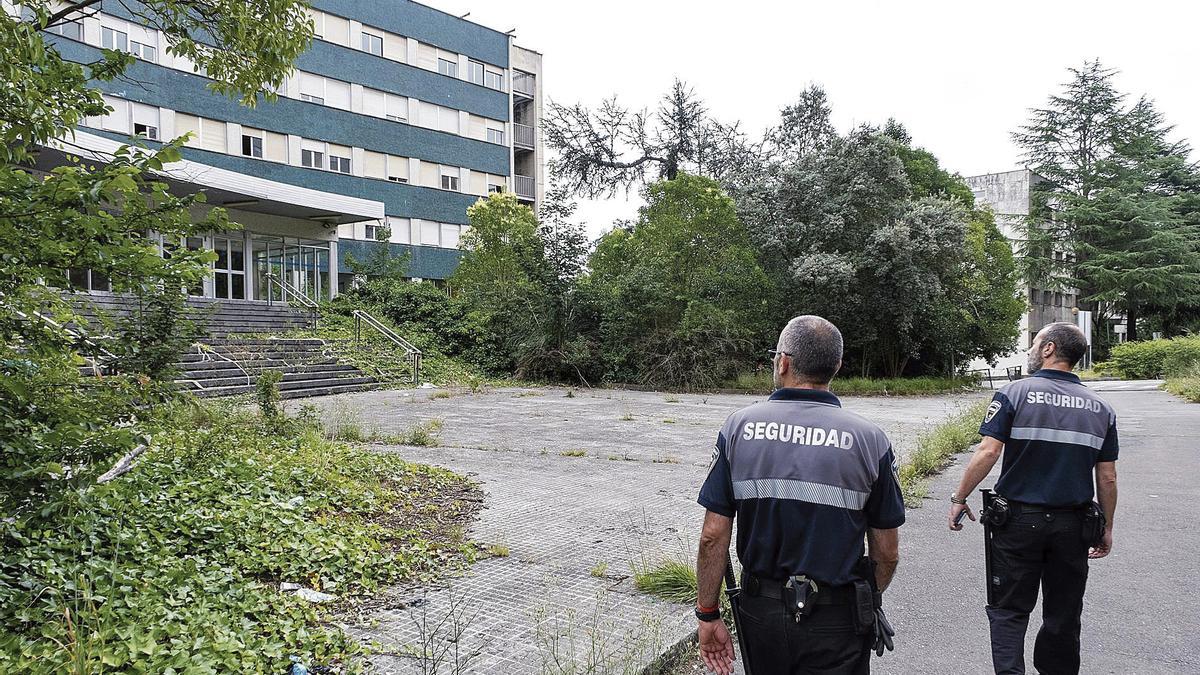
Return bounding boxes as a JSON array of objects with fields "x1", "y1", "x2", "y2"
[
  {"x1": 486, "y1": 127, "x2": 504, "y2": 145},
  {"x1": 361, "y1": 31, "x2": 383, "y2": 56},
  {"x1": 467, "y1": 60, "x2": 485, "y2": 86},
  {"x1": 438, "y1": 58, "x2": 457, "y2": 78},
  {"x1": 130, "y1": 39, "x2": 156, "y2": 62},
  {"x1": 484, "y1": 69, "x2": 504, "y2": 91},
  {"x1": 101, "y1": 25, "x2": 128, "y2": 52},
  {"x1": 329, "y1": 154, "x2": 351, "y2": 174},
  {"x1": 301, "y1": 148, "x2": 325, "y2": 169},
  {"x1": 48, "y1": 19, "x2": 83, "y2": 40},
  {"x1": 440, "y1": 167, "x2": 459, "y2": 192},
  {"x1": 241, "y1": 132, "x2": 264, "y2": 158},
  {"x1": 133, "y1": 122, "x2": 158, "y2": 140}
]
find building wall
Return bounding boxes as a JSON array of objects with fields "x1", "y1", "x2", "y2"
[
  {"x1": 965, "y1": 169, "x2": 1079, "y2": 370},
  {"x1": 46, "y1": 0, "x2": 544, "y2": 282}
]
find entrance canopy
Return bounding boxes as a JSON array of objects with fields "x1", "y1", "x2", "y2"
[{"x1": 41, "y1": 131, "x2": 385, "y2": 226}]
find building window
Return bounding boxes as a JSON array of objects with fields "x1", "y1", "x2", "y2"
[
  {"x1": 242, "y1": 134, "x2": 263, "y2": 158},
  {"x1": 101, "y1": 26, "x2": 128, "y2": 51},
  {"x1": 438, "y1": 58, "x2": 457, "y2": 78},
  {"x1": 48, "y1": 20, "x2": 82, "y2": 40},
  {"x1": 300, "y1": 93, "x2": 324, "y2": 104},
  {"x1": 301, "y1": 149, "x2": 324, "y2": 168},
  {"x1": 364, "y1": 222, "x2": 384, "y2": 241},
  {"x1": 130, "y1": 40, "x2": 156, "y2": 61},
  {"x1": 361, "y1": 31, "x2": 383, "y2": 56},
  {"x1": 440, "y1": 173, "x2": 459, "y2": 191},
  {"x1": 467, "y1": 60, "x2": 485, "y2": 85},
  {"x1": 488, "y1": 183, "x2": 504, "y2": 194},
  {"x1": 487, "y1": 128, "x2": 505, "y2": 145},
  {"x1": 484, "y1": 70, "x2": 504, "y2": 91},
  {"x1": 388, "y1": 175, "x2": 408, "y2": 184},
  {"x1": 133, "y1": 123, "x2": 158, "y2": 140},
  {"x1": 329, "y1": 155, "x2": 351, "y2": 174}
]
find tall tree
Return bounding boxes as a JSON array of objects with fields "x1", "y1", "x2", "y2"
[
  {"x1": 587, "y1": 175, "x2": 771, "y2": 388},
  {"x1": 544, "y1": 79, "x2": 747, "y2": 197},
  {"x1": 1, "y1": 0, "x2": 313, "y2": 510},
  {"x1": 1015, "y1": 61, "x2": 1200, "y2": 343}
]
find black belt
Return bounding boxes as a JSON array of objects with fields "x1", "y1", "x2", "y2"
[
  {"x1": 741, "y1": 573, "x2": 857, "y2": 605},
  {"x1": 1006, "y1": 499, "x2": 1088, "y2": 515}
]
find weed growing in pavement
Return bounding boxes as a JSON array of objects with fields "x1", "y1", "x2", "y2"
[
  {"x1": 591, "y1": 562, "x2": 609, "y2": 578},
  {"x1": 431, "y1": 390, "x2": 453, "y2": 400},
  {"x1": 384, "y1": 419, "x2": 444, "y2": 447},
  {"x1": 632, "y1": 558, "x2": 697, "y2": 604},
  {"x1": 406, "y1": 589, "x2": 483, "y2": 675},
  {"x1": 900, "y1": 400, "x2": 988, "y2": 506},
  {"x1": 565, "y1": 388, "x2": 576, "y2": 398},
  {"x1": 661, "y1": 419, "x2": 676, "y2": 424},
  {"x1": 620, "y1": 410, "x2": 635, "y2": 421},
  {"x1": 651, "y1": 457, "x2": 680, "y2": 464},
  {"x1": 487, "y1": 544, "x2": 511, "y2": 558},
  {"x1": 560, "y1": 449, "x2": 586, "y2": 458},
  {"x1": 532, "y1": 590, "x2": 666, "y2": 675},
  {"x1": 663, "y1": 394, "x2": 680, "y2": 403}
]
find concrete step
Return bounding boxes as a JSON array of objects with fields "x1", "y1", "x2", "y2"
[
  {"x1": 178, "y1": 369, "x2": 368, "y2": 389},
  {"x1": 177, "y1": 349, "x2": 330, "y2": 363},
  {"x1": 191, "y1": 379, "x2": 379, "y2": 399},
  {"x1": 178, "y1": 362, "x2": 356, "y2": 377}
]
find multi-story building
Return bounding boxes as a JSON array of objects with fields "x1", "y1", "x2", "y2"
[
  {"x1": 35, "y1": 0, "x2": 543, "y2": 303},
  {"x1": 965, "y1": 169, "x2": 1089, "y2": 371}
]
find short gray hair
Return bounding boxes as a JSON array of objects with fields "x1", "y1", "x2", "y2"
[
  {"x1": 1039, "y1": 322, "x2": 1087, "y2": 367},
  {"x1": 778, "y1": 315, "x2": 843, "y2": 384}
]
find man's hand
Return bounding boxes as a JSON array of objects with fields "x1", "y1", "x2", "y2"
[
  {"x1": 948, "y1": 502, "x2": 975, "y2": 531},
  {"x1": 1089, "y1": 529, "x2": 1113, "y2": 559},
  {"x1": 698, "y1": 620, "x2": 735, "y2": 675}
]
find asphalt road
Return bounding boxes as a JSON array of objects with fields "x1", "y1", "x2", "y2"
[{"x1": 878, "y1": 387, "x2": 1199, "y2": 674}]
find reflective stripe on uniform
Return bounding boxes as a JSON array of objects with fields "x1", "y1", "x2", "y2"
[
  {"x1": 732, "y1": 478, "x2": 870, "y2": 510},
  {"x1": 1008, "y1": 427, "x2": 1106, "y2": 450}
]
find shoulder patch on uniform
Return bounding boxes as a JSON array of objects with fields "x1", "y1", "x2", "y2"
[
  {"x1": 707, "y1": 443, "x2": 720, "y2": 473},
  {"x1": 984, "y1": 400, "x2": 1002, "y2": 423}
]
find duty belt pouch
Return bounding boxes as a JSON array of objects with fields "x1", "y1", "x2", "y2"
[
  {"x1": 852, "y1": 580, "x2": 875, "y2": 635},
  {"x1": 784, "y1": 575, "x2": 819, "y2": 622},
  {"x1": 981, "y1": 496, "x2": 1010, "y2": 528},
  {"x1": 1081, "y1": 501, "x2": 1106, "y2": 546}
]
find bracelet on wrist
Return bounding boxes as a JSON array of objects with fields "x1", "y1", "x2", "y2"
[
  {"x1": 695, "y1": 605, "x2": 721, "y2": 622},
  {"x1": 950, "y1": 494, "x2": 967, "y2": 505}
]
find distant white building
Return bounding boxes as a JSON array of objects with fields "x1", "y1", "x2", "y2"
[{"x1": 965, "y1": 169, "x2": 1091, "y2": 372}]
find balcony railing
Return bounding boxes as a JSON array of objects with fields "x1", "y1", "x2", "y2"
[
  {"x1": 514, "y1": 123, "x2": 535, "y2": 150},
  {"x1": 513, "y1": 72, "x2": 535, "y2": 98},
  {"x1": 514, "y1": 175, "x2": 535, "y2": 200}
]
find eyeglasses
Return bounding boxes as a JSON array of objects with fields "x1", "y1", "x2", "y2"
[{"x1": 767, "y1": 349, "x2": 792, "y2": 360}]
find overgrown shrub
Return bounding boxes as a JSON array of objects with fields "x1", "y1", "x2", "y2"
[
  {"x1": 0, "y1": 402, "x2": 481, "y2": 672},
  {"x1": 1099, "y1": 336, "x2": 1200, "y2": 379},
  {"x1": 256, "y1": 369, "x2": 284, "y2": 423}
]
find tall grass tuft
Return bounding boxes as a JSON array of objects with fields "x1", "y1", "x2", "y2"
[
  {"x1": 633, "y1": 559, "x2": 698, "y2": 604},
  {"x1": 730, "y1": 372, "x2": 979, "y2": 396},
  {"x1": 899, "y1": 400, "x2": 988, "y2": 506}
]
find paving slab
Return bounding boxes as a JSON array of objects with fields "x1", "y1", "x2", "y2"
[{"x1": 295, "y1": 386, "x2": 979, "y2": 674}]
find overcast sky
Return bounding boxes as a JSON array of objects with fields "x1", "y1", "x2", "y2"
[{"x1": 426, "y1": 0, "x2": 1200, "y2": 239}]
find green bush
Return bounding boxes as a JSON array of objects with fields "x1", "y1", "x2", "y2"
[
  {"x1": 899, "y1": 400, "x2": 988, "y2": 506},
  {"x1": 0, "y1": 402, "x2": 480, "y2": 673},
  {"x1": 730, "y1": 372, "x2": 979, "y2": 396},
  {"x1": 1100, "y1": 336, "x2": 1200, "y2": 379}
]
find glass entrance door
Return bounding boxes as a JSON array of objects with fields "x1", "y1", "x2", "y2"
[
  {"x1": 252, "y1": 235, "x2": 331, "y2": 304},
  {"x1": 212, "y1": 236, "x2": 246, "y2": 299}
]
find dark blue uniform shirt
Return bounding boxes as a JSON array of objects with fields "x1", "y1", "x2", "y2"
[
  {"x1": 980, "y1": 369, "x2": 1119, "y2": 507},
  {"x1": 698, "y1": 388, "x2": 905, "y2": 585}
]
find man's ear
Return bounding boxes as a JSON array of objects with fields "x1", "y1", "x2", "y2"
[
  {"x1": 1042, "y1": 340, "x2": 1057, "y2": 360},
  {"x1": 777, "y1": 354, "x2": 790, "y2": 379}
]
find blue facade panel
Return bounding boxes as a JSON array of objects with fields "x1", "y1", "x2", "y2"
[
  {"x1": 338, "y1": 239, "x2": 463, "y2": 280},
  {"x1": 298, "y1": 41, "x2": 509, "y2": 121},
  {"x1": 53, "y1": 40, "x2": 510, "y2": 176},
  {"x1": 313, "y1": 0, "x2": 509, "y2": 67},
  {"x1": 86, "y1": 128, "x2": 483, "y2": 225}
]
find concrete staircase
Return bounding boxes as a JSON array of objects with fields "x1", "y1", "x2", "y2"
[
  {"x1": 176, "y1": 338, "x2": 378, "y2": 399},
  {"x1": 70, "y1": 294, "x2": 315, "y2": 337},
  {"x1": 68, "y1": 293, "x2": 380, "y2": 399}
]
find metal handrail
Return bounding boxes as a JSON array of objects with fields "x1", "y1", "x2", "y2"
[
  {"x1": 264, "y1": 272, "x2": 319, "y2": 309},
  {"x1": 264, "y1": 272, "x2": 318, "y2": 329},
  {"x1": 351, "y1": 309, "x2": 422, "y2": 384}
]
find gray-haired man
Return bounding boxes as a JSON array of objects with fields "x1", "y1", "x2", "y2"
[{"x1": 695, "y1": 315, "x2": 904, "y2": 674}]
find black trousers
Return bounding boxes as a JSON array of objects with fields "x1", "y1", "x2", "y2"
[
  {"x1": 987, "y1": 508, "x2": 1089, "y2": 675},
  {"x1": 737, "y1": 589, "x2": 872, "y2": 674}
]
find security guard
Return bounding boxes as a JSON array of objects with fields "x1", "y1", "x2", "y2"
[
  {"x1": 694, "y1": 315, "x2": 905, "y2": 675},
  {"x1": 949, "y1": 322, "x2": 1119, "y2": 675}
]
